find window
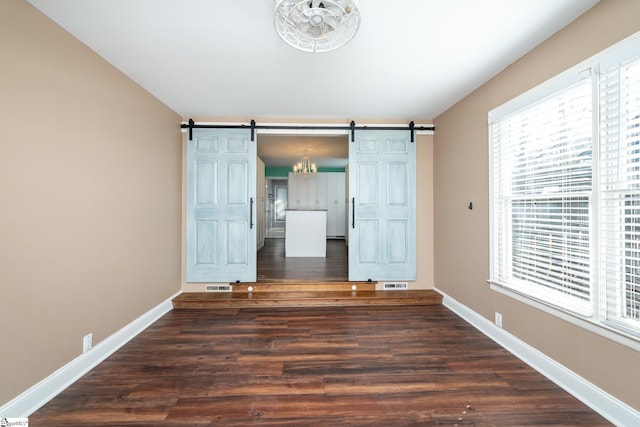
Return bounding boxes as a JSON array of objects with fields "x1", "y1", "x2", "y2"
[
  {"x1": 600, "y1": 53, "x2": 640, "y2": 334},
  {"x1": 489, "y1": 33, "x2": 640, "y2": 341}
]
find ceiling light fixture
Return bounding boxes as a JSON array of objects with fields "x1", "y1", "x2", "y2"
[
  {"x1": 293, "y1": 150, "x2": 317, "y2": 174},
  {"x1": 274, "y1": 0, "x2": 361, "y2": 53}
]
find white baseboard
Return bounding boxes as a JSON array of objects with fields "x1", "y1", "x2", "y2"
[
  {"x1": 434, "y1": 287, "x2": 640, "y2": 426},
  {"x1": 0, "y1": 291, "x2": 181, "y2": 418}
]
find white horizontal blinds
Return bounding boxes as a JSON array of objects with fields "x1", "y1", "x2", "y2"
[
  {"x1": 600, "y1": 54, "x2": 640, "y2": 330},
  {"x1": 491, "y1": 76, "x2": 593, "y2": 314}
]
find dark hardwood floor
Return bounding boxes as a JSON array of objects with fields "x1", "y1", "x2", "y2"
[
  {"x1": 30, "y1": 305, "x2": 609, "y2": 426},
  {"x1": 28, "y1": 240, "x2": 610, "y2": 424},
  {"x1": 257, "y1": 238, "x2": 347, "y2": 282}
]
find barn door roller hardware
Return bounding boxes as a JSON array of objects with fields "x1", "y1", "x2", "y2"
[{"x1": 182, "y1": 120, "x2": 434, "y2": 142}]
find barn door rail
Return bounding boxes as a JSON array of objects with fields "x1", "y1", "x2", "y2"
[{"x1": 182, "y1": 119, "x2": 434, "y2": 142}]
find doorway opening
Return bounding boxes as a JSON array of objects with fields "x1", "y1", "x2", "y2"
[
  {"x1": 266, "y1": 178, "x2": 288, "y2": 239},
  {"x1": 257, "y1": 133, "x2": 349, "y2": 282}
]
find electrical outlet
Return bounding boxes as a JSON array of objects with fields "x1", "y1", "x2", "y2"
[
  {"x1": 83, "y1": 333, "x2": 93, "y2": 353},
  {"x1": 495, "y1": 312, "x2": 503, "y2": 328}
]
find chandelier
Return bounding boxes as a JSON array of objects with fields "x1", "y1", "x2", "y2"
[
  {"x1": 293, "y1": 151, "x2": 317, "y2": 174},
  {"x1": 273, "y1": 0, "x2": 361, "y2": 53}
]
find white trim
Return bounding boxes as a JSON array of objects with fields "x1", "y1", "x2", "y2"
[
  {"x1": 488, "y1": 68, "x2": 590, "y2": 123},
  {"x1": 0, "y1": 291, "x2": 181, "y2": 418},
  {"x1": 489, "y1": 282, "x2": 640, "y2": 352},
  {"x1": 488, "y1": 30, "x2": 640, "y2": 124},
  {"x1": 257, "y1": 127, "x2": 348, "y2": 136},
  {"x1": 435, "y1": 287, "x2": 640, "y2": 426}
]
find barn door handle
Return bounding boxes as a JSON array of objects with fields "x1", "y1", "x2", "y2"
[
  {"x1": 250, "y1": 197, "x2": 254, "y2": 229},
  {"x1": 351, "y1": 197, "x2": 355, "y2": 229}
]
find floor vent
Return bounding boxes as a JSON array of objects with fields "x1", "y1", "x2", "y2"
[
  {"x1": 205, "y1": 284, "x2": 232, "y2": 292},
  {"x1": 383, "y1": 282, "x2": 409, "y2": 290}
]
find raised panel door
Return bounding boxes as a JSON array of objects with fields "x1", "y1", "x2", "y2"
[
  {"x1": 186, "y1": 129, "x2": 257, "y2": 282},
  {"x1": 348, "y1": 131, "x2": 416, "y2": 281}
]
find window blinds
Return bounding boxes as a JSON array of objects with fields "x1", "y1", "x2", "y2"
[
  {"x1": 490, "y1": 32, "x2": 640, "y2": 341},
  {"x1": 491, "y1": 77, "x2": 593, "y2": 315},
  {"x1": 600, "y1": 55, "x2": 640, "y2": 331}
]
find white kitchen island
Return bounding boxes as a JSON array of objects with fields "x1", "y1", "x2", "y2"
[{"x1": 285, "y1": 209, "x2": 327, "y2": 257}]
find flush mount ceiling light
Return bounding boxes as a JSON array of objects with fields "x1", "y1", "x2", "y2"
[{"x1": 274, "y1": 0, "x2": 361, "y2": 53}]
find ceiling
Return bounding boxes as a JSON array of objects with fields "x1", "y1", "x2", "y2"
[
  {"x1": 258, "y1": 134, "x2": 349, "y2": 168},
  {"x1": 27, "y1": 0, "x2": 599, "y2": 168}
]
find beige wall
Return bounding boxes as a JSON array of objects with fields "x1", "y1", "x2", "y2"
[
  {"x1": 181, "y1": 130, "x2": 434, "y2": 291},
  {"x1": 416, "y1": 134, "x2": 434, "y2": 289},
  {"x1": 434, "y1": 0, "x2": 640, "y2": 410},
  {"x1": 0, "y1": 1, "x2": 182, "y2": 406}
]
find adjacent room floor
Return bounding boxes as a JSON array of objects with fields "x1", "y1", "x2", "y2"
[{"x1": 257, "y1": 238, "x2": 348, "y2": 282}]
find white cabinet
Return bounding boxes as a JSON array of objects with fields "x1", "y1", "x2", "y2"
[
  {"x1": 287, "y1": 172, "x2": 301, "y2": 207},
  {"x1": 287, "y1": 172, "x2": 346, "y2": 238},
  {"x1": 288, "y1": 172, "x2": 320, "y2": 209},
  {"x1": 326, "y1": 172, "x2": 346, "y2": 238},
  {"x1": 316, "y1": 172, "x2": 329, "y2": 209}
]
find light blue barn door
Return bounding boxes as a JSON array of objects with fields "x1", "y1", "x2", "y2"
[
  {"x1": 348, "y1": 130, "x2": 416, "y2": 281},
  {"x1": 186, "y1": 128, "x2": 257, "y2": 282}
]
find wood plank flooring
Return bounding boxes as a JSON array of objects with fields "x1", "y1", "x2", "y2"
[
  {"x1": 257, "y1": 238, "x2": 347, "y2": 282},
  {"x1": 172, "y1": 289, "x2": 443, "y2": 308},
  {"x1": 29, "y1": 305, "x2": 610, "y2": 426},
  {"x1": 176, "y1": 238, "x2": 441, "y2": 308}
]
